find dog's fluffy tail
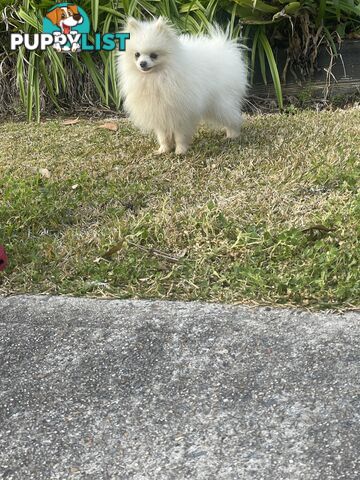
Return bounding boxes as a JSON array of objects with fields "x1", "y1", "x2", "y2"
[
  {"x1": 207, "y1": 23, "x2": 248, "y2": 51},
  {"x1": 207, "y1": 23, "x2": 231, "y2": 39}
]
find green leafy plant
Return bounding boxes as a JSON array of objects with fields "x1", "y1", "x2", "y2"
[{"x1": 1, "y1": 0, "x2": 359, "y2": 119}]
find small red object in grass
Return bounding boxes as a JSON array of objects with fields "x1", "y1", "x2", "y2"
[{"x1": 0, "y1": 245, "x2": 8, "y2": 271}]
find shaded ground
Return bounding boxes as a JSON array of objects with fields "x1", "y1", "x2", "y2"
[
  {"x1": 0, "y1": 295, "x2": 359, "y2": 479},
  {"x1": 1, "y1": 108, "x2": 359, "y2": 308}
]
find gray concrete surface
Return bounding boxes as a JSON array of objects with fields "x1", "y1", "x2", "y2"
[{"x1": 0, "y1": 295, "x2": 359, "y2": 480}]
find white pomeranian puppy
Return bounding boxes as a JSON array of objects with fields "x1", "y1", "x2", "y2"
[{"x1": 117, "y1": 17, "x2": 248, "y2": 154}]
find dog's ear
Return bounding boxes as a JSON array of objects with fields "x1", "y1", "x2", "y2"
[
  {"x1": 68, "y1": 5, "x2": 79, "y2": 15},
  {"x1": 155, "y1": 16, "x2": 167, "y2": 30},
  {"x1": 68, "y1": 4, "x2": 83, "y2": 23},
  {"x1": 46, "y1": 7, "x2": 61, "y2": 26},
  {"x1": 126, "y1": 17, "x2": 140, "y2": 32},
  {"x1": 155, "y1": 16, "x2": 175, "y2": 38}
]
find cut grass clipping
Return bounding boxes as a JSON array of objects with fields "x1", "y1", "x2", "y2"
[{"x1": 0, "y1": 108, "x2": 359, "y2": 309}]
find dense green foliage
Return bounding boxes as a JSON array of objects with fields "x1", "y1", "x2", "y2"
[{"x1": 1, "y1": 0, "x2": 360, "y2": 117}]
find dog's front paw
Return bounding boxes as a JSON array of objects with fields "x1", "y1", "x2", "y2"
[
  {"x1": 155, "y1": 145, "x2": 172, "y2": 155},
  {"x1": 71, "y1": 43, "x2": 81, "y2": 52},
  {"x1": 225, "y1": 128, "x2": 240, "y2": 139},
  {"x1": 175, "y1": 144, "x2": 188, "y2": 155}
]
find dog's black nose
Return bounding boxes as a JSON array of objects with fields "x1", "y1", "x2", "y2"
[
  {"x1": 140, "y1": 61, "x2": 147, "y2": 68},
  {"x1": 73, "y1": 13, "x2": 81, "y2": 21}
]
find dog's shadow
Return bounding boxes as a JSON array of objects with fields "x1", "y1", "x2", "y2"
[{"x1": 194, "y1": 124, "x2": 268, "y2": 154}]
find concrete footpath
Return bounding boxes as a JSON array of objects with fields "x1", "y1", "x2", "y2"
[{"x1": 0, "y1": 295, "x2": 359, "y2": 479}]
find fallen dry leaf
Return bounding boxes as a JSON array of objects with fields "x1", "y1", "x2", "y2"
[
  {"x1": 38, "y1": 168, "x2": 51, "y2": 179},
  {"x1": 102, "y1": 240, "x2": 124, "y2": 258},
  {"x1": 71, "y1": 184, "x2": 79, "y2": 190},
  {"x1": 302, "y1": 225, "x2": 336, "y2": 233},
  {"x1": 177, "y1": 248, "x2": 187, "y2": 259},
  {"x1": 99, "y1": 122, "x2": 118, "y2": 132},
  {"x1": 348, "y1": 32, "x2": 360, "y2": 39},
  {"x1": 62, "y1": 118, "x2": 79, "y2": 126}
]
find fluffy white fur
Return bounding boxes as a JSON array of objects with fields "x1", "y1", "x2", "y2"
[{"x1": 117, "y1": 17, "x2": 248, "y2": 154}]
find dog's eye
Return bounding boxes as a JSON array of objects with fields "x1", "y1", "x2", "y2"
[
  {"x1": 134, "y1": 52, "x2": 140, "y2": 59},
  {"x1": 150, "y1": 53, "x2": 158, "y2": 60},
  {"x1": 61, "y1": 13, "x2": 66, "y2": 18}
]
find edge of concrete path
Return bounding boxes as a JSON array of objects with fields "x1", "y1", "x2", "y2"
[{"x1": 1, "y1": 293, "x2": 359, "y2": 325}]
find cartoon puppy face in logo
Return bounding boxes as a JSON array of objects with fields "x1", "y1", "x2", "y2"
[{"x1": 46, "y1": 5, "x2": 83, "y2": 51}]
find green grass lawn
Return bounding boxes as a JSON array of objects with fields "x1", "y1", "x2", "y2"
[{"x1": 1, "y1": 108, "x2": 359, "y2": 309}]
